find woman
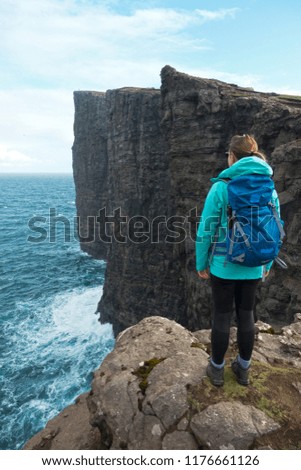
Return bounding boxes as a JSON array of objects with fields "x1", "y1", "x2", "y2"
[{"x1": 196, "y1": 134, "x2": 280, "y2": 386}]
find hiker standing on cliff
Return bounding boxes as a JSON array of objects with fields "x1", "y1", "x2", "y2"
[{"x1": 196, "y1": 134, "x2": 284, "y2": 387}]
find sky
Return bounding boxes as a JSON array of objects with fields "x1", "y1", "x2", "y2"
[{"x1": 0, "y1": 0, "x2": 300, "y2": 174}]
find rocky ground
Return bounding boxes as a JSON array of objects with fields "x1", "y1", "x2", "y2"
[
  {"x1": 24, "y1": 314, "x2": 301, "y2": 450},
  {"x1": 23, "y1": 393, "x2": 102, "y2": 450}
]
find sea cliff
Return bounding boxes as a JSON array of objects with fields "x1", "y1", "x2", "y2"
[{"x1": 72, "y1": 66, "x2": 301, "y2": 335}]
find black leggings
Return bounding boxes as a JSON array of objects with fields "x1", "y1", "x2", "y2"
[{"x1": 210, "y1": 274, "x2": 260, "y2": 364}]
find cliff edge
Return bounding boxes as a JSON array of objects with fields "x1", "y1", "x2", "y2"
[
  {"x1": 72, "y1": 66, "x2": 301, "y2": 335},
  {"x1": 24, "y1": 315, "x2": 301, "y2": 450}
]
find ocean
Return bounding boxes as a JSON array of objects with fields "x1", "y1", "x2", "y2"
[{"x1": 0, "y1": 174, "x2": 114, "y2": 450}]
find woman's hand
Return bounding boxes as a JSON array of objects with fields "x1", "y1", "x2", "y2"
[{"x1": 198, "y1": 269, "x2": 210, "y2": 280}]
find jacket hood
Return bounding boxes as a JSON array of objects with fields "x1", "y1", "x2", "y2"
[{"x1": 211, "y1": 156, "x2": 273, "y2": 182}]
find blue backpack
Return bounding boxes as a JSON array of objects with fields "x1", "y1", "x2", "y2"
[{"x1": 213, "y1": 175, "x2": 286, "y2": 268}]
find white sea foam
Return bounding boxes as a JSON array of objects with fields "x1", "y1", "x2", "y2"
[
  {"x1": 2, "y1": 286, "x2": 114, "y2": 449},
  {"x1": 52, "y1": 286, "x2": 110, "y2": 336}
]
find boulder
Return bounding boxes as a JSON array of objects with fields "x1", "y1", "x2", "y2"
[
  {"x1": 25, "y1": 315, "x2": 301, "y2": 450},
  {"x1": 86, "y1": 316, "x2": 301, "y2": 450}
]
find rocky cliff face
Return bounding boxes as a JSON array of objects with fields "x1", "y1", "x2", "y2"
[
  {"x1": 72, "y1": 66, "x2": 301, "y2": 335},
  {"x1": 24, "y1": 315, "x2": 301, "y2": 450}
]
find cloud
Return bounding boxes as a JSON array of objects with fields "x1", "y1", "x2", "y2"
[
  {"x1": 196, "y1": 8, "x2": 238, "y2": 21},
  {"x1": 0, "y1": 144, "x2": 37, "y2": 167},
  {"x1": 0, "y1": 1, "x2": 241, "y2": 172},
  {"x1": 0, "y1": 89, "x2": 73, "y2": 173},
  {"x1": 0, "y1": 1, "x2": 239, "y2": 90}
]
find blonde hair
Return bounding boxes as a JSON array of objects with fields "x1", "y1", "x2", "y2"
[{"x1": 229, "y1": 134, "x2": 267, "y2": 161}]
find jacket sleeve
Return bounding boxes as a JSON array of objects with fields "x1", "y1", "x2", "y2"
[
  {"x1": 265, "y1": 189, "x2": 281, "y2": 272},
  {"x1": 195, "y1": 183, "x2": 223, "y2": 271}
]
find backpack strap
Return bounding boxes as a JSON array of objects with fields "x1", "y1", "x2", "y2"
[
  {"x1": 274, "y1": 257, "x2": 288, "y2": 269},
  {"x1": 268, "y1": 202, "x2": 286, "y2": 239},
  {"x1": 208, "y1": 178, "x2": 230, "y2": 263},
  {"x1": 268, "y1": 194, "x2": 287, "y2": 270}
]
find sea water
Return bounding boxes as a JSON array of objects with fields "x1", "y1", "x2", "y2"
[{"x1": 0, "y1": 174, "x2": 114, "y2": 450}]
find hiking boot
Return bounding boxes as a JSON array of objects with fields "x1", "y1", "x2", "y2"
[
  {"x1": 231, "y1": 358, "x2": 249, "y2": 386},
  {"x1": 206, "y1": 361, "x2": 224, "y2": 387}
]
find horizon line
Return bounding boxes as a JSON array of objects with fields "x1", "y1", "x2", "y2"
[{"x1": 0, "y1": 171, "x2": 73, "y2": 175}]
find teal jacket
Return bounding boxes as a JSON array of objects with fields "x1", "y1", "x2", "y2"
[{"x1": 195, "y1": 157, "x2": 280, "y2": 279}]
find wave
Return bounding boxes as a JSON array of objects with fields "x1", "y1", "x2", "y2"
[
  {"x1": 0, "y1": 175, "x2": 111, "y2": 450},
  {"x1": 0, "y1": 286, "x2": 114, "y2": 450}
]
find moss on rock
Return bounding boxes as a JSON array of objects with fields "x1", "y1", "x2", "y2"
[
  {"x1": 187, "y1": 360, "x2": 301, "y2": 449},
  {"x1": 133, "y1": 358, "x2": 165, "y2": 394}
]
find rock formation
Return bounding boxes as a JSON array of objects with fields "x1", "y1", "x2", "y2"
[
  {"x1": 25, "y1": 315, "x2": 301, "y2": 450},
  {"x1": 23, "y1": 393, "x2": 101, "y2": 450},
  {"x1": 72, "y1": 66, "x2": 301, "y2": 336}
]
